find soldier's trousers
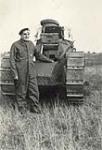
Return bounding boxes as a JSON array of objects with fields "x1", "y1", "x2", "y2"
[{"x1": 15, "y1": 74, "x2": 40, "y2": 111}]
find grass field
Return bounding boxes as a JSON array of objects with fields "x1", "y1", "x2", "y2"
[{"x1": 0, "y1": 65, "x2": 102, "y2": 150}]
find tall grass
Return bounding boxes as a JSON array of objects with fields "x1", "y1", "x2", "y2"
[{"x1": 0, "y1": 65, "x2": 102, "y2": 150}]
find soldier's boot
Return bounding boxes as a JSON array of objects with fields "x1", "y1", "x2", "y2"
[
  {"x1": 18, "y1": 106, "x2": 26, "y2": 114},
  {"x1": 29, "y1": 102, "x2": 41, "y2": 113}
]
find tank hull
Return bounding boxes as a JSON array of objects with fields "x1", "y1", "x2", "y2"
[
  {"x1": 0, "y1": 55, "x2": 65, "y2": 96},
  {"x1": 0, "y1": 51, "x2": 84, "y2": 102}
]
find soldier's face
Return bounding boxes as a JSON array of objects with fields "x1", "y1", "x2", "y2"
[{"x1": 21, "y1": 30, "x2": 30, "y2": 41}]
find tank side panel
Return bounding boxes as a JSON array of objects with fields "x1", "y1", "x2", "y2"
[{"x1": 66, "y1": 51, "x2": 85, "y2": 98}]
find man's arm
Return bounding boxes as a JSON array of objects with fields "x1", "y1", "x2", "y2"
[
  {"x1": 34, "y1": 47, "x2": 54, "y2": 63},
  {"x1": 10, "y1": 44, "x2": 18, "y2": 79}
]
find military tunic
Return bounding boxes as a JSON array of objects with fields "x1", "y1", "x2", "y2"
[{"x1": 10, "y1": 39, "x2": 52, "y2": 111}]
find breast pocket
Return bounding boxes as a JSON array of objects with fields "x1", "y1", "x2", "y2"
[{"x1": 16, "y1": 48, "x2": 27, "y2": 61}]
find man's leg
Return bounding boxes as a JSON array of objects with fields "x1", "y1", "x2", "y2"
[
  {"x1": 15, "y1": 81, "x2": 27, "y2": 113},
  {"x1": 27, "y1": 75, "x2": 41, "y2": 113}
]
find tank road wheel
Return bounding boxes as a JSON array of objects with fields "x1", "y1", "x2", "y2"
[{"x1": 66, "y1": 51, "x2": 85, "y2": 104}]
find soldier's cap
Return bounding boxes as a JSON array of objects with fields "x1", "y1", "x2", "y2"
[{"x1": 19, "y1": 28, "x2": 30, "y2": 35}]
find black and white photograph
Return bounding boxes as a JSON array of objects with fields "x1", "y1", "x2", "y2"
[{"x1": 0, "y1": 0, "x2": 102, "y2": 149}]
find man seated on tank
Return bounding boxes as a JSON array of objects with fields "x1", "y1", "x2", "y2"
[{"x1": 10, "y1": 28, "x2": 53, "y2": 114}]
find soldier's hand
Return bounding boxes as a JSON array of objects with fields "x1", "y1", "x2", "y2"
[
  {"x1": 14, "y1": 75, "x2": 18, "y2": 80},
  {"x1": 50, "y1": 60, "x2": 54, "y2": 63},
  {"x1": 14, "y1": 76, "x2": 19, "y2": 88},
  {"x1": 14, "y1": 79, "x2": 19, "y2": 88}
]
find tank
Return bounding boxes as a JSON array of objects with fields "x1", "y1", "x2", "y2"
[{"x1": 0, "y1": 19, "x2": 85, "y2": 102}]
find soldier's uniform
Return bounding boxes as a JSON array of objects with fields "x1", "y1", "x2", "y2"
[{"x1": 10, "y1": 39, "x2": 52, "y2": 112}]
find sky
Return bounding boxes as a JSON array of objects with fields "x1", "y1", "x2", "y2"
[{"x1": 0, "y1": 0, "x2": 102, "y2": 53}]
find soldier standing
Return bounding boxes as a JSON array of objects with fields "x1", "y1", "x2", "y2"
[{"x1": 10, "y1": 28, "x2": 53, "y2": 114}]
